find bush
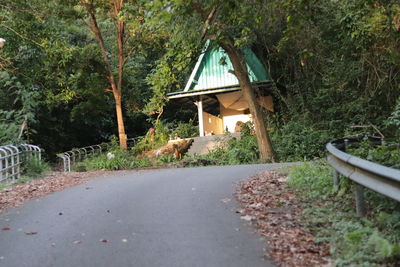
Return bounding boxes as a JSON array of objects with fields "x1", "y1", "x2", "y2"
[
  {"x1": 22, "y1": 157, "x2": 51, "y2": 178},
  {"x1": 75, "y1": 153, "x2": 135, "y2": 171},
  {"x1": 186, "y1": 123, "x2": 260, "y2": 165},
  {"x1": 271, "y1": 120, "x2": 331, "y2": 162},
  {"x1": 131, "y1": 121, "x2": 170, "y2": 155},
  {"x1": 74, "y1": 136, "x2": 138, "y2": 171},
  {"x1": 287, "y1": 160, "x2": 334, "y2": 198},
  {"x1": 348, "y1": 140, "x2": 400, "y2": 169},
  {"x1": 170, "y1": 119, "x2": 198, "y2": 138}
]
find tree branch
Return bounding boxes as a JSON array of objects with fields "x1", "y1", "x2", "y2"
[
  {"x1": 200, "y1": 6, "x2": 218, "y2": 40},
  {"x1": 0, "y1": 24, "x2": 43, "y2": 48},
  {"x1": 80, "y1": 0, "x2": 117, "y2": 93}
]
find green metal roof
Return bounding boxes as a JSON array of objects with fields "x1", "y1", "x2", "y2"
[{"x1": 182, "y1": 42, "x2": 271, "y2": 93}]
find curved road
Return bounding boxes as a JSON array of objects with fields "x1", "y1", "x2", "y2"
[{"x1": 0, "y1": 164, "x2": 290, "y2": 267}]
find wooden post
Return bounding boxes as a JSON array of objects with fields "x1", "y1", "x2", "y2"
[{"x1": 197, "y1": 96, "x2": 205, "y2": 137}]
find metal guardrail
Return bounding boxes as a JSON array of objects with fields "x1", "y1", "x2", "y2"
[
  {"x1": 326, "y1": 137, "x2": 400, "y2": 216},
  {"x1": 58, "y1": 138, "x2": 139, "y2": 172},
  {"x1": 0, "y1": 144, "x2": 41, "y2": 183}
]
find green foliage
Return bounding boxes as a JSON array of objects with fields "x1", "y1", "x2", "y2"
[
  {"x1": 271, "y1": 118, "x2": 331, "y2": 161},
  {"x1": 74, "y1": 136, "x2": 157, "y2": 171},
  {"x1": 170, "y1": 120, "x2": 198, "y2": 138},
  {"x1": 132, "y1": 120, "x2": 197, "y2": 155},
  {"x1": 2, "y1": 0, "x2": 400, "y2": 162},
  {"x1": 287, "y1": 161, "x2": 333, "y2": 198},
  {"x1": 187, "y1": 127, "x2": 260, "y2": 165},
  {"x1": 0, "y1": 71, "x2": 39, "y2": 145},
  {"x1": 75, "y1": 136, "x2": 134, "y2": 171},
  {"x1": 288, "y1": 161, "x2": 400, "y2": 266},
  {"x1": 21, "y1": 157, "x2": 51, "y2": 179},
  {"x1": 131, "y1": 121, "x2": 170, "y2": 155},
  {"x1": 157, "y1": 155, "x2": 176, "y2": 164},
  {"x1": 386, "y1": 97, "x2": 400, "y2": 141},
  {"x1": 348, "y1": 140, "x2": 400, "y2": 169},
  {"x1": 75, "y1": 152, "x2": 135, "y2": 171}
]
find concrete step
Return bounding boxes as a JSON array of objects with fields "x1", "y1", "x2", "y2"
[{"x1": 187, "y1": 133, "x2": 241, "y2": 156}]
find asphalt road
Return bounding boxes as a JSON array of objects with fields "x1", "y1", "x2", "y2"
[{"x1": 0, "y1": 164, "x2": 291, "y2": 267}]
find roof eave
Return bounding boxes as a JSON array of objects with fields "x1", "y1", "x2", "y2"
[{"x1": 167, "y1": 81, "x2": 273, "y2": 99}]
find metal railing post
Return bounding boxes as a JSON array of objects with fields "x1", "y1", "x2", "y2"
[
  {"x1": 0, "y1": 148, "x2": 5, "y2": 181},
  {"x1": 327, "y1": 137, "x2": 400, "y2": 218},
  {"x1": 343, "y1": 138, "x2": 349, "y2": 152},
  {"x1": 332, "y1": 169, "x2": 340, "y2": 189},
  {"x1": 355, "y1": 183, "x2": 366, "y2": 217}
]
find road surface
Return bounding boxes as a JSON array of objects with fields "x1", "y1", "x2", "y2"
[{"x1": 0, "y1": 164, "x2": 290, "y2": 267}]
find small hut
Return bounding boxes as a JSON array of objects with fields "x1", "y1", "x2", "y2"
[{"x1": 167, "y1": 41, "x2": 274, "y2": 137}]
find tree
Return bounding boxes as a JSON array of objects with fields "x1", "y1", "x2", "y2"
[
  {"x1": 79, "y1": 0, "x2": 129, "y2": 149},
  {"x1": 148, "y1": 0, "x2": 276, "y2": 162}
]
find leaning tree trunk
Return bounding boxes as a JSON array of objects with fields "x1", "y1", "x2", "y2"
[
  {"x1": 81, "y1": 0, "x2": 128, "y2": 150},
  {"x1": 220, "y1": 41, "x2": 276, "y2": 162},
  {"x1": 114, "y1": 93, "x2": 127, "y2": 150}
]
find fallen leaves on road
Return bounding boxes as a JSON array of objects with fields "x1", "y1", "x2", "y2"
[
  {"x1": 25, "y1": 232, "x2": 37, "y2": 235},
  {"x1": 1, "y1": 227, "x2": 10, "y2": 231},
  {"x1": 0, "y1": 170, "x2": 116, "y2": 214},
  {"x1": 236, "y1": 171, "x2": 329, "y2": 267}
]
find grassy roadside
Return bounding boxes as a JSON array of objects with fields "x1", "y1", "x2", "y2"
[{"x1": 288, "y1": 161, "x2": 400, "y2": 266}]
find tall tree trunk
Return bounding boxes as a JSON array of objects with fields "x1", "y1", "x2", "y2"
[
  {"x1": 114, "y1": 93, "x2": 127, "y2": 150},
  {"x1": 81, "y1": 0, "x2": 128, "y2": 150},
  {"x1": 220, "y1": 40, "x2": 276, "y2": 162}
]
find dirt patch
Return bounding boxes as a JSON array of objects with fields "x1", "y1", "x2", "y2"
[
  {"x1": 0, "y1": 170, "x2": 121, "y2": 214},
  {"x1": 236, "y1": 171, "x2": 330, "y2": 267}
]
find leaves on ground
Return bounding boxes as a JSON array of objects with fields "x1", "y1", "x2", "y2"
[
  {"x1": 0, "y1": 170, "x2": 116, "y2": 213},
  {"x1": 236, "y1": 171, "x2": 330, "y2": 267}
]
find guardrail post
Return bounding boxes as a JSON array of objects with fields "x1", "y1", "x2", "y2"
[
  {"x1": 355, "y1": 183, "x2": 366, "y2": 217},
  {"x1": 343, "y1": 138, "x2": 349, "y2": 152},
  {"x1": 332, "y1": 169, "x2": 340, "y2": 189},
  {"x1": 0, "y1": 149, "x2": 4, "y2": 181}
]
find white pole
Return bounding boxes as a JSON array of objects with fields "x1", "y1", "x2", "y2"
[
  {"x1": 0, "y1": 38, "x2": 5, "y2": 48},
  {"x1": 197, "y1": 96, "x2": 205, "y2": 137}
]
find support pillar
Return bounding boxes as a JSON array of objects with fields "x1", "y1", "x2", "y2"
[{"x1": 196, "y1": 96, "x2": 204, "y2": 137}]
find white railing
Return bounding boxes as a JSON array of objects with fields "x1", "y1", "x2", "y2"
[
  {"x1": 326, "y1": 137, "x2": 400, "y2": 216},
  {"x1": 0, "y1": 144, "x2": 41, "y2": 184},
  {"x1": 58, "y1": 138, "x2": 139, "y2": 172}
]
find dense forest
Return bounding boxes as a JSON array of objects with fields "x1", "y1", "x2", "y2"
[{"x1": 1, "y1": 0, "x2": 399, "y2": 161}]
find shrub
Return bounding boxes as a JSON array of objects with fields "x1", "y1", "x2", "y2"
[
  {"x1": 271, "y1": 120, "x2": 330, "y2": 161},
  {"x1": 22, "y1": 157, "x2": 51, "y2": 178},
  {"x1": 74, "y1": 136, "x2": 137, "y2": 171},
  {"x1": 347, "y1": 140, "x2": 400, "y2": 169},
  {"x1": 170, "y1": 119, "x2": 198, "y2": 138},
  {"x1": 131, "y1": 121, "x2": 169, "y2": 155},
  {"x1": 186, "y1": 123, "x2": 260, "y2": 165},
  {"x1": 287, "y1": 160, "x2": 333, "y2": 198}
]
